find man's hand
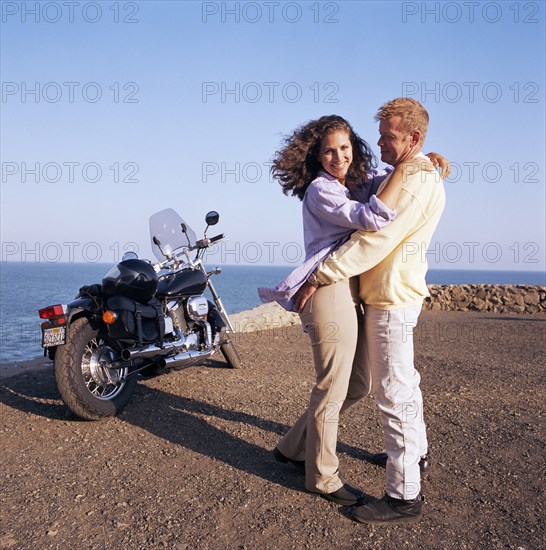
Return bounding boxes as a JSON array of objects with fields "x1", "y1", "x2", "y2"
[
  {"x1": 294, "y1": 281, "x2": 318, "y2": 313},
  {"x1": 425, "y1": 152, "x2": 451, "y2": 179}
]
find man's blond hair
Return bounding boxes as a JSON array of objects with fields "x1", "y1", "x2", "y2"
[{"x1": 375, "y1": 98, "x2": 429, "y2": 145}]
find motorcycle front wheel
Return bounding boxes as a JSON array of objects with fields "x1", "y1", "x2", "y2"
[
  {"x1": 54, "y1": 317, "x2": 137, "y2": 420},
  {"x1": 220, "y1": 339, "x2": 242, "y2": 369}
]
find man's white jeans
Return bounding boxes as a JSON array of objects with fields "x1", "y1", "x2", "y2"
[{"x1": 364, "y1": 304, "x2": 427, "y2": 500}]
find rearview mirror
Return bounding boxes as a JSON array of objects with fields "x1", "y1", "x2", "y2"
[{"x1": 205, "y1": 211, "x2": 219, "y2": 226}]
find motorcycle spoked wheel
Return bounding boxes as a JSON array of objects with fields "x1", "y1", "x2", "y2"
[
  {"x1": 54, "y1": 317, "x2": 137, "y2": 420},
  {"x1": 220, "y1": 339, "x2": 242, "y2": 369}
]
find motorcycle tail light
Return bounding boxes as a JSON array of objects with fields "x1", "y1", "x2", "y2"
[
  {"x1": 102, "y1": 311, "x2": 118, "y2": 324},
  {"x1": 39, "y1": 305, "x2": 65, "y2": 319}
]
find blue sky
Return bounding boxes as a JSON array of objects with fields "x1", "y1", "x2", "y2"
[{"x1": 1, "y1": 0, "x2": 545, "y2": 271}]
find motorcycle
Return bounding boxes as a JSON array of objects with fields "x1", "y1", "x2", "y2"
[{"x1": 38, "y1": 208, "x2": 241, "y2": 420}]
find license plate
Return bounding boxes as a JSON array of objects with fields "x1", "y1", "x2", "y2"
[{"x1": 42, "y1": 326, "x2": 67, "y2": 348}]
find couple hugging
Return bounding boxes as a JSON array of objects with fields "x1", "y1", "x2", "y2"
[{"x1": 259, "y1": 98, "x2": 448, "y2": 525}]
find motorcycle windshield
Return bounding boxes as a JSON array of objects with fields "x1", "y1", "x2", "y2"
[{"x1": 149, "y1": 208, "x2": 197, "y2": 262}]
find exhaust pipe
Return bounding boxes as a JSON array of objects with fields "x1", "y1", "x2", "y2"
[
  {"x1": 157, "y1": 349, "x2": 213, "y2": 370},
  {"x1": 121, "y1": 322, "x2": 214, "y2": 362},
  {"x1": 121, "y1": 321, "x2": 212, "y2": 361},
  {"x1": 121, "y1": 340, "x2": 185, "y2": 361}
]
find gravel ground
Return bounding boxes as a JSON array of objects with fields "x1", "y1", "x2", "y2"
[{"x1": 0, "y1": 310, "x2": 544, "y2": 549}]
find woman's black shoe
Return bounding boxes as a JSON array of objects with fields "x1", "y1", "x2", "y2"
[
  {"x1": 312, "y1": 483, "x2": 366, "y2": 506},
  {"x1": 272, "y1": 447, "x2": 305, "y2": 474}
]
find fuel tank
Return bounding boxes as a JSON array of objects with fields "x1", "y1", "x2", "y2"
[{"x1": 156, "y1": 268, "x2": 207, "y2": 298}]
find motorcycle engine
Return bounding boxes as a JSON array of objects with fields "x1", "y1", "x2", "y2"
[
  {"x1": 186, "y1": 296, "x2": 209, "y2": 321},
  {"x1": 168, "y1": 301, "x2": 187, "y2": 334}
]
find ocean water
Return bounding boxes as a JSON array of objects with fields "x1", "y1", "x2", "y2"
[{"x1": 1, "y1": 262, "x2": 544, "y2": 363}]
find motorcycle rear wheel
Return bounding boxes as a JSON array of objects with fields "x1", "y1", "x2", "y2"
[
  {"x1": 220, "y1": 339, "x2": 242, "y2": 369},
  {"x1": 54, "y1": 317, "x2": 137, "y2": 420}
]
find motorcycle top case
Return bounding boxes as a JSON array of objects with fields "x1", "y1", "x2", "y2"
[{"x1": 105, "y1": 295, "x2": 165, "y2": 345}]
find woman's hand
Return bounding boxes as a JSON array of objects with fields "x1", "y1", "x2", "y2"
[
  {"x1": 394, "y1": 157, "x2": 436, "y2": 182},
  {"x1": 293, "y1": 281, "x2": 317, "y2": 313},
  {"x1": 425, "y1": 152, "x2": 451, "y2": 179}
]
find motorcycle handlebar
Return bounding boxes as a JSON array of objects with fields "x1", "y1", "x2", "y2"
[
  {"x1": 209, "y1": 233, "x2": 224, "y2": 243},
  {"x1": 193, "y1": 234, "x2": 224, "y2": 249},
  {"x1": 154, "y1": 233, "x2": 226, "y2": 269}
]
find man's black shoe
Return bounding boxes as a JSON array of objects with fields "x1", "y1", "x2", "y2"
[
  {"x1": 351, "y1": 493, "x2": 424, "y2": 524},
  {"x1": 272, "y1": 447, "x2": 305, "y2": 474},
  {"x1": 312, "y1": 483, "x2": 366, "y2": 506},
  {"x1": 368, "y1": 453, "x2": 430, "y2": 472}
]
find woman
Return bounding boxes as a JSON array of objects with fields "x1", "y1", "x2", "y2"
[
  {"x1": 260, "y1": 115, "x2": 446, "y2": 506},
  {"x1": 258, "y1": 116, "x2": 409, "y2": 312}
]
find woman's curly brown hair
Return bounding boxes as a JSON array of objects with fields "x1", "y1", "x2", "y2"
[{"x1": 271, "y1": 115, "x2": 376, "y2": 201}]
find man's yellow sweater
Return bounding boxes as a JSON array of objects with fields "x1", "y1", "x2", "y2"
[{"x1": 316, "y1": 153, "x2": 446, "y2": 310}]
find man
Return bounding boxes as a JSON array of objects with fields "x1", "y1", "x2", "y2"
[{"x1": 295, "y1": 97, "x2": 446, "y2": 524}]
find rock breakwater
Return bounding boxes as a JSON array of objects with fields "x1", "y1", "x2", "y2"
[{"x1": 424, "y1": 284, "x2": 546, "y2": 314}]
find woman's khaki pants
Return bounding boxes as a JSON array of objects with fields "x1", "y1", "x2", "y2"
[{"x1": 276, "y1": 278, "x2": 370, "y2": 494}]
